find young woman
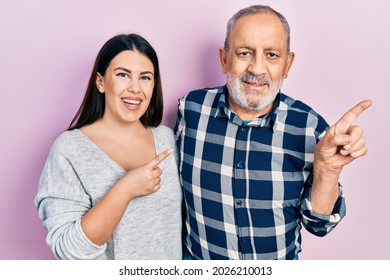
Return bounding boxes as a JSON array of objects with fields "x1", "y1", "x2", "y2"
[{"x1": 35, "y1": 34, "x2": 182, "y2": 260}]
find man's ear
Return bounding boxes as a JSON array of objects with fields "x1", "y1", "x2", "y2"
[
  {"x1": 283, "y1": 52, "x2": 295, "y2": 79},
  {"x1": 219, "y1": 48, "x2": 229, "y2": 74},
  {"x1": 96, "y1": 73, "x2": 105, "y2": 93}
]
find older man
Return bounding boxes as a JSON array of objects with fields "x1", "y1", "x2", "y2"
[{"x1": 175, "y1": 5, "x2": 371, "y2": 260}]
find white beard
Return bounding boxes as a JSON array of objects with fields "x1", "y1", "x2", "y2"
[{"x1": 226, "y1": 72, "x2": 283, "y2": 112}]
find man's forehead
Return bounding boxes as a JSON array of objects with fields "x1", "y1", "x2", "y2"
[
  {"x1": 229, "y1": 13, "x2": 288, "y2": 50},
  {"x1": 233, "y1": 12, "x2": 285, "y2": 34}
]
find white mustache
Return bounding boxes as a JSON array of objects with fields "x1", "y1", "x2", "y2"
[{"x1": 240, "y1": 73, "x2": 270, "y2": 85}]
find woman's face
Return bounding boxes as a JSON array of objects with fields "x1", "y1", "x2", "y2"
[{"x1": 96, "y1": 50, "x2": 155, "y2": 125}]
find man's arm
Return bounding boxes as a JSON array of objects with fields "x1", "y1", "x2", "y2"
[{"x1": 310, "y1": 100, "x2": 372, "y2": 215}]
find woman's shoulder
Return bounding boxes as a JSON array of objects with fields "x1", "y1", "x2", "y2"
[
  {"x1": 152, "y1": 125, "x2": 177, "y2": 150},
  {"x1": 50, "y1": 129, "x2": 86, "y2": 154},
  {"x1": 152, "y1": 125, "x2": 174, "y2": 137}
]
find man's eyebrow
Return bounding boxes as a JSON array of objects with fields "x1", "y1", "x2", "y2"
[
  {"x1": 235, "y1": 45, "x2": 283, "y2": 52},
  {"x1": 235, "y1": 45, "x2": 255, "y2": 51},
  {"x1": 264, "y1": 47, "x2": 282, "y2": 52}
]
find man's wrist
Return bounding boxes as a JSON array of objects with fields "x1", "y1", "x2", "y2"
[
  {"x1": 311, "y1": 160, "x2": 341, "y2": 215},
  {"x1": 313, "y1": 159, "x2": 342, "y2": 181}
]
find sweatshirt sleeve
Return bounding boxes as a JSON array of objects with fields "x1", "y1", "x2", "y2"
[{"x1": 34, "y1": 144, "x2": 107, "y2": 259}]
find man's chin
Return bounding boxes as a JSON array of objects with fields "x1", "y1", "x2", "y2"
[{"x1": 245, "y1": 96, "x2": 276, "y2": 112}]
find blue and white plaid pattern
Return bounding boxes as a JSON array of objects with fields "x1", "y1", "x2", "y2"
[{"x1": 175, "y1": 86, "x2": 346, "y2": 260}]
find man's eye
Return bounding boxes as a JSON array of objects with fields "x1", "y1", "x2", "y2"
[
  {"x1": 267, "y1": 53, "x2": 278, "y2": 58},
  {"x1": 239, "y1": 51, "x2": 251, "y2": 57}
]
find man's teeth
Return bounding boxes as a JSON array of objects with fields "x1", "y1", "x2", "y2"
[
  {"x1": 245, "y1": 81, "x2": 267, "y2": 86},
  {"x1": 123, "y1": 98, "x2": 141, "y2": 105}
]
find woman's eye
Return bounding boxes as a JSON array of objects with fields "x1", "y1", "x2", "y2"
[
  {"x1": 117, "y1": 73, "x2": 128, "y2": 78},
  {"x1": 141, "y1": 76, "x2": 152, "y2": 81}
]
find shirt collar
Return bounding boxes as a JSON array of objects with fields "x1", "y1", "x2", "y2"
[{"x1": 214, "y1": 84, "x2": 281, "y2": 130}]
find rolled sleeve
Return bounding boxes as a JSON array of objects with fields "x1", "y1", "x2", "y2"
[{"x1": 300, "y1": 184, "x2": 346, "y2": 237}]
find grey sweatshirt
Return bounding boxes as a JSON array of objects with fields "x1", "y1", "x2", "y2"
[{"x1": 35, "y1": 126, "x2": 182, "y2": 260}]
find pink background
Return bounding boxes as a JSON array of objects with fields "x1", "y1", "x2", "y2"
[{"x1": 0, "y1": 0, "x2": 389, "y2": 260}]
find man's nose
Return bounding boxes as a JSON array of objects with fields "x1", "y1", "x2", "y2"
[{"x1": 248, "y1": 55, "x2": 266, "y2": 75}]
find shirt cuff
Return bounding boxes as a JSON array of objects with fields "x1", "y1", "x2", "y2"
[{"x1": 300, "y1": 185, "x2": 346, "y2": 236}]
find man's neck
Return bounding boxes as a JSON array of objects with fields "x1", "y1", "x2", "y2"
[{"x1": 227, "y1": 96, "x2": 274, "y2": 121}]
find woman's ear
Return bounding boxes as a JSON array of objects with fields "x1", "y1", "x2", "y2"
[{"x1": 96, "y1": 73, "x2": 105, "y2": 93}]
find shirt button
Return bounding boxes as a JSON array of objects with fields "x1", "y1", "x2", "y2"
[
  {"x1": 236, "y1": 200, "x2": 242, "y2": 206},
  {"x1": 241, "y1": 127, "x2": 246, "y2": 132},
  {"x1": 240, "y1": 237, "x2": 249, "y2": 245},
  {"x1": 237, "y1": 161, "x2": 244, "y2": 168}
]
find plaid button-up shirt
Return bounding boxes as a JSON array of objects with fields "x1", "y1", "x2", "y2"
[{"x1": 175, "y1": 85, "x2": 346, "y2": 260}]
